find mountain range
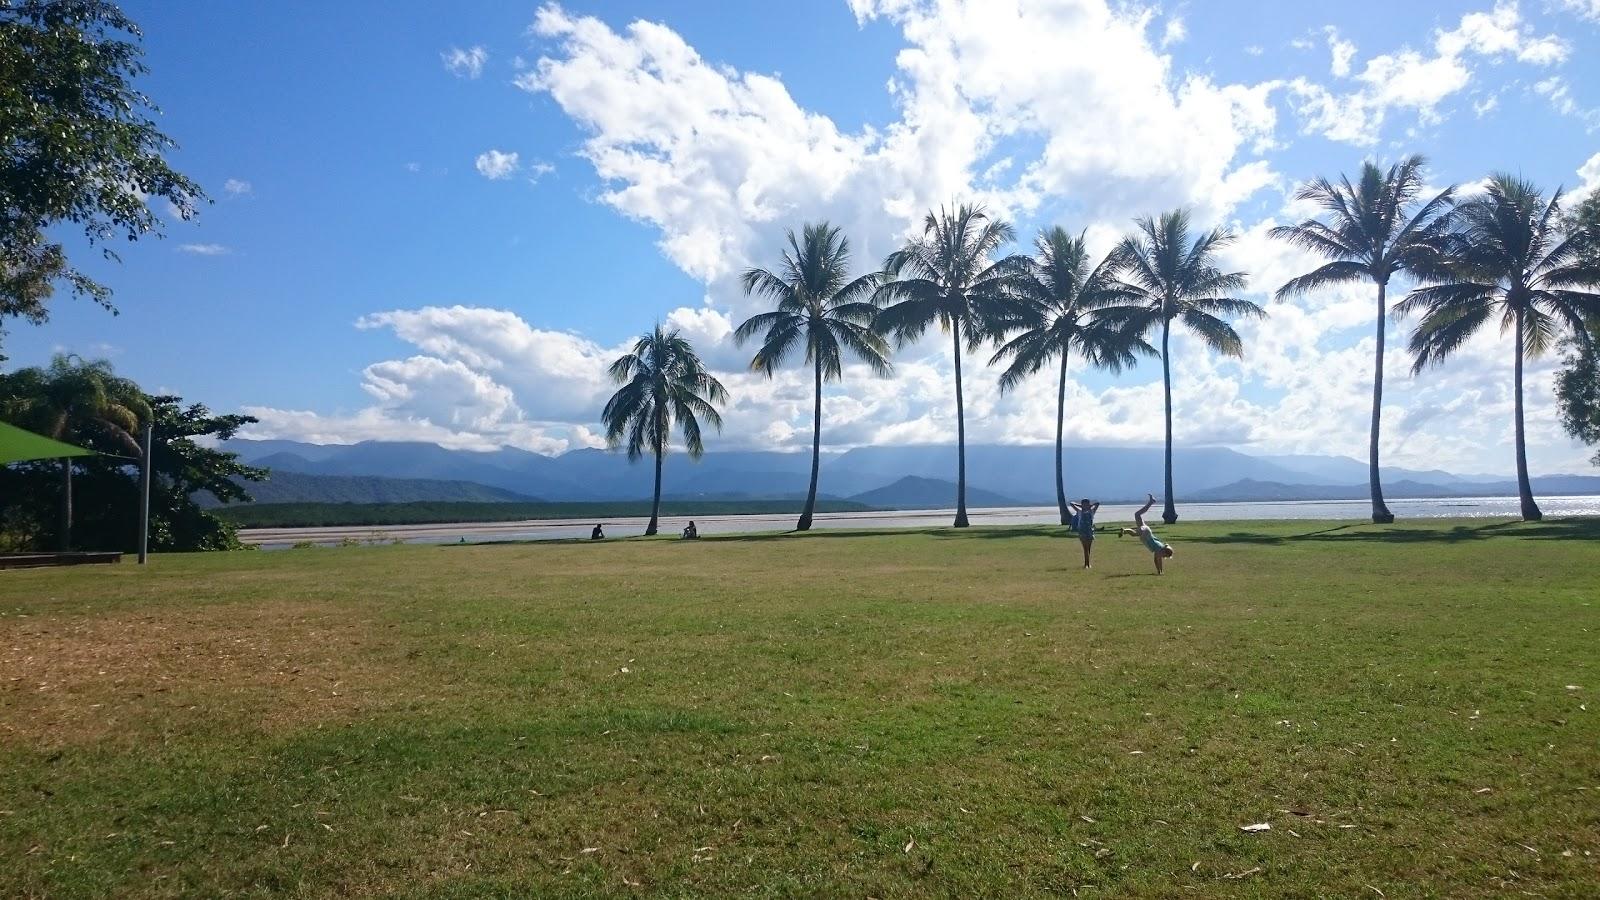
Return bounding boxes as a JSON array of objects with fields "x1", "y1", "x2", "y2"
[{"x1": 219, "y1": 439, "x2": 1600, "y2": 508}]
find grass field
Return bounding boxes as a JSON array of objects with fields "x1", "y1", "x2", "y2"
[{"x1": 3, "y1": 518, "x2": 1599, "y2": 897}]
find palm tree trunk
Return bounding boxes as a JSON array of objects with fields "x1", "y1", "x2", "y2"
[
  {"x1": 1161, "y1": 319, "x2": 1178, "y2": 525},
  {"x1": 798, "y1": 356, "x2": 822, "y2": 532},
  {"x1": 1055, "y1": 351, "x2": 1069, "y2": 526},
  {"x1": 952, "y1": 320, "x2": 970, "y2": 528},
  {"x1": 1513, "y1": 307, "x2": 1542, "y2": 521},
  {"x1": 646, "y1": 449, "x2": 663, "y2": 536},
  {"x1": 59, "y1": 458, "x2": 73, "y2": 552},
  {"x1": 1368, "y1": 281, "x2": 1395, "y2": 524}
]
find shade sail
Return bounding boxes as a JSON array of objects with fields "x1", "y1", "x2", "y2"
[{"x1": 0, "y1": 421, "x2": 95, "y2": 465}]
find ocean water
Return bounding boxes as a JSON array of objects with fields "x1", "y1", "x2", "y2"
[{"x1": 241, "y1": 495, "x2": 1600, "y2": 547}]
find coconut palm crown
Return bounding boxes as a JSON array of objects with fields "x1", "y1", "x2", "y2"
[
  {"x1": 989, "y1": 226, "x2": 1154, "y2": 524},
  {"x1": 1397, "y1": 174, "x2": 1600, "y2": 521},
  {"x1": 735, "y1": 222, "x2": 891, "y2": 531},
  {"x1": 1271, "y1": 155, "x2": 1455, "y2": 523},
  {"x1": 1116, "y1": 209, "x2": 1263, "y2": 524},
  {"x1": 602, "y1": 325, "x2": 728, "y2": 536},
  {"x1": 872, "y1": 203, "x2": 1024, "y2": 527}
]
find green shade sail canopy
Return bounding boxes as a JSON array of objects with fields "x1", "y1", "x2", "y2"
[{"x1": 0, "y1": 421, "x2": 96, "y2": 465}]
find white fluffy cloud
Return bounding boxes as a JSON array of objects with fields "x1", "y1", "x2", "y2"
[
  {"x1": 474, "y1": 149, "x2": 520, "y2": 180},
  {"x1": 1554, "y1": 0, "x2": 1600, "y2": 22},
  {"x1": 246, "y1": 1, "x2": 1597, "y2": 474},
  {"x1": 223, "y1": 178, "x2": 252, "y2": 197},
  {"x1": 1287, "y1": 2, "x2": 1567, "y2": 145},
  {"x1": 442, "y1": 45, "x2": 488, "y2": 79}
]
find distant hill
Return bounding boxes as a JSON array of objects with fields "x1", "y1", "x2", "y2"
[
  {"x1": 207, "y1": 471, "x2": 538, "y2": 506},
  {"x1": 848, "y1": 476, "x2": 1022, "y2": 510},
  {"x1": 221, "y1": 438, "x2": 1593, "y2": 506}
]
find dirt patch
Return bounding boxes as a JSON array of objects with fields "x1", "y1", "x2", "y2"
[{"x1": 0, "y1": 600, "x2": 392, "y2": 748}]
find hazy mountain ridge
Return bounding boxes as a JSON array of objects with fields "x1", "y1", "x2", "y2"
[{"x1": 221, "y1": 439, "x2": 1597, "y2": 508}]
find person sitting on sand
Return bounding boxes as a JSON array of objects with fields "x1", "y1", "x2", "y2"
[
  {"x1": 591, "y1": 524, "x2": 604, "y2": 540},
  {"x1": 1066, "y1": 497, "x2": 1100, "y2": 569},
  {"x1": 681, "y1": 521, "x2": 698, "y2": 540},
  {"x1": 1119, "y1": 493, "x2": 1175, "y2": 575}
]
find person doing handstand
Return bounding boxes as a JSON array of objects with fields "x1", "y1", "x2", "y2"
[
  {"x1": 1119, "y1": 493, "x2": 1175, "y2": 575},
  {"x1": 1066, "y1": 497, "x2": 1100, "y2": 569}
]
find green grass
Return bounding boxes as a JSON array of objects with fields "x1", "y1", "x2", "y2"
[
  {"x1": 217, "y1": 498, "x2": 872, "y2": 529},
  {"x1": 2, "y1": 518, "x2": 1598, "y2": 897}
]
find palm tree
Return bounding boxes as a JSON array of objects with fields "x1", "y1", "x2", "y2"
[
  {"x1": 873, "y1": 203, "x2": 1021, "y2": 527},
  {"x1": 1271, "y1": 156, "x2": 1455, "y2": 523},
  {"x1": 1117, "y1": 209, "x2": 1263, "y2": 524},
  {"x1": 989, "y1": 227, "x2": 1153, "y2": 524},
  {"x1": 1396, "y1": 174, "x2": 1600, "y2": 521},
  {"x1": 0, "y1": 354, "x2": 148, "y2": 550},
  {"x1": 601, "y1": 325, "x2": 728, "y2": 535},
  {"x1": 735, "y1": 223, "x2": 892, "y2": 531}
]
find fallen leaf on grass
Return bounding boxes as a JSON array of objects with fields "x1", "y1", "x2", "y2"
[
  {"x1": 1239, "y1": 823, "x2": 1271, "y2": 833},
  {"x1": 904, "y1": 838, "x2": 915, "y2": 853},
  {"x1": 1094, "y1": 848, "x2": 1112, "y2": 859},
  {"x1": 1190, "y1": 862, "x2": 1200, "y2": 872},
  {"x1": 1474, "y1": 788, "x2": 1493, "y2": 794},
  {"x1": 1080, "y1": 815, "x2": 1096, "y2": 823},
  {"x1": 581, "y1": 847, "x2": 600, "y2": 854},
  {"x1": 1223, "y1": 866, "x2": 1263, "y2": 879}
]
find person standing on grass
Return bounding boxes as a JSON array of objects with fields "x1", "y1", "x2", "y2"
[
  {"x1": 1066, "y1": 497, "x2": 1100, "y2": 569},
  {"x1": 1120, "y1": 493, "x2": 1176, "y2": 575}
]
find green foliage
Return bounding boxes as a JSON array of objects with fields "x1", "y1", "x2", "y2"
[
  {"x1": 1555, "y1": 315, "x2": 1600, "y2": 466},
  {"x1": 0, "y1": 0, "x2": 204, "y2": 349},
  {"x1": 736, "y1": 221, "x2": 891, "y2": 529},
  {"x1": 1270, "y1": 155, "x2": 1456, "y2": 523},
  {"x1": 989, "y1": 227, "x2": 1153, "y2": 521},
  {"x1": 872, "y1": 203, "x2": 1024, "y2": 526},
  {"x1": 603, "y1": 325, "x2": 727, "y2": 462},
  {"x1": 602, "y1": 325, "x2": 727, "y2": 534},
  {"x1": 216, "y1": 498, "x2": 873, "y2": 529},
  {"x1": 1399, "y1": 175, "x2": 1600, "y2": 519},
  {"x1": 0, "y1": 355, "x2": 263, "y2": 551},
  {"x1": 1115, "y1": 208, "x2": 1262, "y2": 522}
]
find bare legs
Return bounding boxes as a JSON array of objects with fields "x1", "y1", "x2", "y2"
[
  {"x1": 1133, "y1": 493, "x2": 1155, "y2": 529},
  {"x1": 1154, "y1": 551, "x2": 1164, "y2": 576},
  {"x1": 1080, "y1": 536, "x2": 1092, "y2": 569}
]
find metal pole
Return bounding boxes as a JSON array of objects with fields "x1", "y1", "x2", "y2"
[{"x1": 138, "y1": 422, "x2": 153, "y2": 565}]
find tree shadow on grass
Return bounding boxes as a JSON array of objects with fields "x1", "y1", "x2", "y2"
[{"x1": 1186, "y1": 518, "x2": 1600, "y2": 546}]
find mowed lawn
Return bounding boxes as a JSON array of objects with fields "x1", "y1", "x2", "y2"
[{"x1": 3, "y1": 519, "x2": 1598, "y2": 898}]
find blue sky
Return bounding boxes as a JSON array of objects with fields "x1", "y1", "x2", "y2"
[{"x1": 10, "y1": 0, "x2": 1600, "y2": 473}]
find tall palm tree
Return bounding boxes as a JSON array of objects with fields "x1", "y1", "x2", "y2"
[
  {"x1": 1271, "y1": 156, "x2": 1455, "y2": 523},
  {"x1": 601, "y1": 325, "x2": 728, "y2": 536},
  {"x1": 735, "y1": 223, "x2": 892, "y2": 531},
  {"x1": 1397, "y1": 174, "x2": 1600, "y2": 522},
  {"x1": 873, "y1": 203, "x2": 1021, "y2": 527},
  {"x1": 0, "y1": 354, "x2": 148, "y2": 550},
  {"x1": 989, "y1": 227, "x2": 1153, "y2": 524},
  {"x1": 1117, "y1": 209, "x2": 1263, "y2": 524}
]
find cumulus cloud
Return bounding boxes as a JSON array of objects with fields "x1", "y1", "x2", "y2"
[
  {"x1": 442, "y1": 45, "x2": 488, "y2": 79},
  {"x1": 1554, "y1": 0, "x2": 1600, "y2": 22},
  {"x1": 223, "y1": 178, "x2": 252, "y2": 197},
  {"x1": 246, "y1": 1, "x2": 1596, "y2": 474},
  {"x1": 1286, "y1": 2, "x2": 1567, "y2": 145},
  {"x1": 474, "y1": 149, "x2": 520, "y2": 180}
]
